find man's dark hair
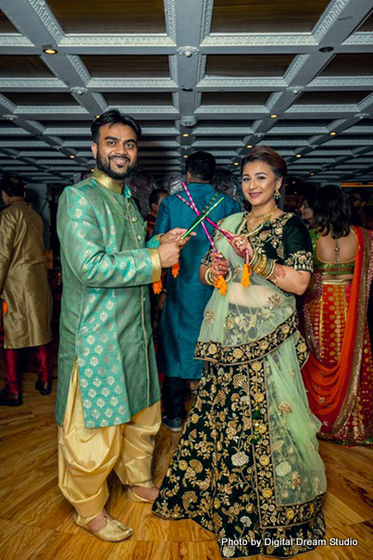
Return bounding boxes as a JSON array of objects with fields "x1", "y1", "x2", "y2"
[
  {"x1": 0, "y1": 172, "x2": 26, "y2": 197},
  {"x1": 149, "y1": 188, "x2": 168, "y2": 208},
  {"x1": 185, "y1": 151, "x2": 216, "y2": 182},
  {"x1": 91, "y1": 109, "x2": 142, "y2": 143},
  {"x1": 313, "y1": 184, "x2": 351, "y2": 238}
]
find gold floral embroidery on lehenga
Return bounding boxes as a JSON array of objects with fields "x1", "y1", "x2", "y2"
[{"x1": 153, "y1": 212, "x2": 325, "y2": 558}]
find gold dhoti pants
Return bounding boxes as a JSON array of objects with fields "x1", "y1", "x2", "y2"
[{"x1": 58, "y1": 362, "x2": 161, "y2": 524}]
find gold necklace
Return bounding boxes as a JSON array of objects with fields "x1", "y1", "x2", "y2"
[
  {"x1": 247, "y1": 205, "x2": 278, "y2": 232},
  {"x1": 248, "y1": 205, "x2": 278, "y2": 221}
]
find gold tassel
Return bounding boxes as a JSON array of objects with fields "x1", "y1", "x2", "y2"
[
  {"x1": 171, "y1": 262, "x2": 180, "y2": 278},
  {"x1": 241, "y1": 263, "x2": 252, "y2": 287},
  {"x1": 153, "y1": 280, "x2": 163, "y2": 294},
  {"x1": 214, "y1": 275, "x2": 227, "y2": 296}
]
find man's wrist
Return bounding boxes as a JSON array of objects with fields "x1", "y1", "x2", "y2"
[{"x1": 149, "y1": 248, "x2": 162, "y2": 282}]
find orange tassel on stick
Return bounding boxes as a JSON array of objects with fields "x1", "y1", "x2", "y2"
[
  {"x1": 241, "y1": 263, "x2": 252, "y2": 287},
  {"x1": 153, "y1": 280, "x2": 163, "y2": 294},
  {"x1": 214, "y1": 275, "x2": 227, "y2": 296},
  {"x1": 171, "y1": 262, "x2": 180, "y2": 278},
  {"x1": 2, "y1": 300, "x2": 8, "y2": 315}
]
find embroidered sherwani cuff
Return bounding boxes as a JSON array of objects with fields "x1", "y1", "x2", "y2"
[
  {"x1": 149, "y1": 249, "x2": 162, "y2": 282},
  {"x1": 146, "y1": 234, "x2": 163, "y2": 249}
]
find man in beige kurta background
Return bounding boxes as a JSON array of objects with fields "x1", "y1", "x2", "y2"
[{"x1": 0, "y1": 173, "x2": 53, "y2": 406}]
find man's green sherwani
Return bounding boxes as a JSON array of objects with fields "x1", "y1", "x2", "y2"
[{"x1": 56, "y1": 169, "x2": 162, "y2": 429}]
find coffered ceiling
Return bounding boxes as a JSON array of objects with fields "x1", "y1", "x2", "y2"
[{"x1": 0, "y1": 0, "x2": 372, "y2": 185}]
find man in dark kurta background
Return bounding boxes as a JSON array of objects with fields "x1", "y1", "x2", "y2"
[
  {"x1": 154, "y1": 151, "x2": 241, "y2": 431},
  {"x1": 0, "y1": 173, "x2": 52, "y2": 406}
]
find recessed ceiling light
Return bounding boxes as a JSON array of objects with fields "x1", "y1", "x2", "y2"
[
  {"x1": 182, "y1": 133, "x2": 190, "y2": 138},
  {"x1": 319, "y1": 46, "x2": 334, "y2": 53},
  {"x1": 247, "y1": 144, "x2": 253, "y2": 148},
  {"x1": 310, "y1": 172, "x2": 314, "y2": 176},
  {"x1": 95, "y1": 115, "x2": 100, "y2": 119},
  {"x1": 329, "y1": 131, "x2": 337, "y2": 136},
  {"x1": 270, "y1": 114, "x2": 278, "y2": 119},
  {"x1": 183, "y1": 155, "x2": 188, "y2": 159},
  {"x1": 43, "y1": 45, "x2": 57, "y2": 55},
  {"x1": 69, "y1": 155, "x2": 75, "y2": 159},
  {"x1": 90, "y1": 168, "x2": 94, "y2": 172},
  {"x1": 233, "y1": 162, "x2": 239, "y2": 166},
  {"x1": 296, "y1": 154, "x2": 302, "y2": 158}
]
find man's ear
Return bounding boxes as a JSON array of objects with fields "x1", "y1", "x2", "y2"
[
  {"x1": 185, "y1": 170, "x2": 192, "y2": 183},
  {"x1": 91, "y1": 142, "x2": 98, "y2": 160}
]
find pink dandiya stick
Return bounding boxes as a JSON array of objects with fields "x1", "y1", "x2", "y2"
[
  {"x1": 177, "y1": 193, "x2": 234, "y2": 241},
  {"x1": 181, "y1": 183, "x2": 218, "y2": 252}
]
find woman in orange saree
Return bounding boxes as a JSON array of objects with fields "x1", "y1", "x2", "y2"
[{"x1": 301, "y1": 185, "x2": 373, "y2": 444}]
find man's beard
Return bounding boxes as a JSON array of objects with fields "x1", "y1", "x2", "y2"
[{"x1": 96, "y1": 151, "x2": 135, "y2": 181}]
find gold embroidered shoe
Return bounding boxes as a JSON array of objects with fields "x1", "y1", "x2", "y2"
[{"x1": 72, "y1": 513, "x2": 133, "y2": 542}]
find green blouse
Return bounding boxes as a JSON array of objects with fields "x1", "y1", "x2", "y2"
[{"x1": 203, "y1": 212, "x2": 313, "y2": 273}]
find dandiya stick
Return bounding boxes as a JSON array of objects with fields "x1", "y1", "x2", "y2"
[{"x1": 176, "y1": 194, "x2": 233, "y2": 241}]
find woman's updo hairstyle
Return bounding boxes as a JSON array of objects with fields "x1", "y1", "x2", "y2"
[{"x1": 241, "y1": 146, "x2": 287, "y2": 185}]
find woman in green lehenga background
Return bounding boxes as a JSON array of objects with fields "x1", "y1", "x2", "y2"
[{"x1": 152, "y1": 147, "x2": 327, "y2": 558}]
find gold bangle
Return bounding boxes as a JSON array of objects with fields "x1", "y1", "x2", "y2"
[{"x1": 204, "y1": 267, "x2": 215, "y2": 286}]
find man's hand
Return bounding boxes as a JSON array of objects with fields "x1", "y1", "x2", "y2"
[
  {"x1": 158, "y1": 241, "x2": 181, "y2": 268},
  {"x1": 159, "y1": 228, "x2": 196, "y2": 245}
]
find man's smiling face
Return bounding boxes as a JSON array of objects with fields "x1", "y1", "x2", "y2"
[{"x1": 91, "y1": 123, "x2": 138, "y2": 181}]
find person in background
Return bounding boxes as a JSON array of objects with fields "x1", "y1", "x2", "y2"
[
  {"x1": 349, "y1": 187, "x2": 373, "y2": 230},
  {"x1": 154, "y1": 151, "x2": 241, "y2": 432},
  {"x1": 301, "y1": 185, "x2": 373, "y2": 443},
  {"x1": 299, "y1": 188, "x2": 318, "y2": 229},
  {"x1": 145, "y1": 188, "x2": 169, "y2": 241},
  {"x1": 0, "y1": 173, "x2": 53, "y2": 406}
]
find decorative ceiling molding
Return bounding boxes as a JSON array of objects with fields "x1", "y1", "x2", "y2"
[
  {"x1": 0, "y1": 35, "x2": 34, "y2": 47},
  {"x1": 28, "y1": 0, "x2": 64, "y2": 43},
  {"x1": 58, "y1": 34, "x2": 176, "y2": 49},
  {"x1": 313, "y1": 0, "x2": 351, "y2": 42},
  {"x1": 88, "y1": 78, "x2": 178, "y2": 90},
  {"x1": 197, "y1": 77, "x2": 286, "y2": 89},
  {"x1": 0, "y1": 78, "x2": 67, "y2": 90},
  {"x1": 201, "y1": 34, "x2": 317, "y2": 48},
  {"x1": 284, "y1": 54, "x2": 311, "y2": 84}
]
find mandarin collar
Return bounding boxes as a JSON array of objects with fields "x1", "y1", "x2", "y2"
[{"x1": 92, "y1": 168, "x2": 131, "y2": 198}]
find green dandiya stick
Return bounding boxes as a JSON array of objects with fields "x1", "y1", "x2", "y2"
[{"x1": 181, "y1": 196, "x2": 224, "y2": 239}]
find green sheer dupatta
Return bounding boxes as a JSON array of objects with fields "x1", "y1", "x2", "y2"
[{"x1": 195, "y1": 212, "x2": 327, "y2": 507}]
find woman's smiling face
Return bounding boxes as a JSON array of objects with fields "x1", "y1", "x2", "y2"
[{"x1": 241, "y1": 160, "x2": 282, "y2": 208}]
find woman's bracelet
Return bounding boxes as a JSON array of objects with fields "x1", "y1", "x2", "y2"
[
  {"x1": 249, "y1": 250, "x2": 276, "y2": 279},
  {"x1": 205, "y1": 266, "x2": 233, "y2": 285}
]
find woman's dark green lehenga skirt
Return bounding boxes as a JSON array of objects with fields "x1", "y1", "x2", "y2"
[{"x1": 152, "y1": 352, "x2": 326, "y2": 558}]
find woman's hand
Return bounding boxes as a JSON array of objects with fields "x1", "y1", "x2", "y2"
[
  {"x1": 228, "y1": 235, "x2": 254, "y2": 259},
  {"x1": 210, "y1": 252, "x2": 230, "y2": 278}
]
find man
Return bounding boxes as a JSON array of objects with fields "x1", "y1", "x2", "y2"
[
  {"x1": 0, "y1": 173, "x2": 52, "y2": 406},
  {"x1": 56, "y1": 110, "x2": 186, "y2": 542},
  {"x1": 154, "y1": 151, "x2": 241, "y2": 431}
]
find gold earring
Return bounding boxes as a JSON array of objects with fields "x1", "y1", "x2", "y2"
[{"x1": 274, "y1": 186, "x2": 281, "y2": 201}]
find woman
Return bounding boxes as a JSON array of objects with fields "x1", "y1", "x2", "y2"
[
  {"x1": 301, "y1": 185, "x2": 373, "y2": 444},
  {"x1": 153, "y1": 147, "x2": 326, "y2": 558}
]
